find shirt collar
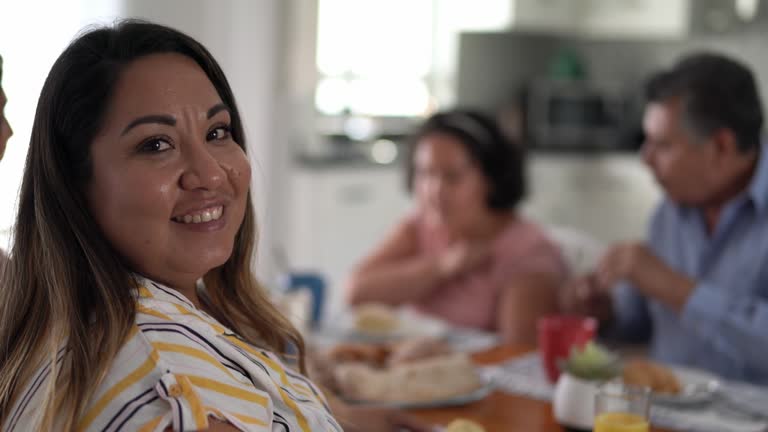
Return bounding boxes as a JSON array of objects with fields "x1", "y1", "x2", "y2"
[{"x1": 134, "y1": 274, "x2": 198, "y2": 310}]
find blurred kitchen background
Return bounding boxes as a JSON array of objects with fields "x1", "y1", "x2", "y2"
[{"x1": 1, "y1": 0, "x2": 767, "y2": 322}]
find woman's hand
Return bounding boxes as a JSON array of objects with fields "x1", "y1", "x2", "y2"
[{"x1": 437, "y1": 241, "x2": 493, "y2": 280}]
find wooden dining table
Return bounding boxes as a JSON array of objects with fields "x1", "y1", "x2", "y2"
[{"x1": 409, "y1": 345, "x2": 671, "y2": 432}]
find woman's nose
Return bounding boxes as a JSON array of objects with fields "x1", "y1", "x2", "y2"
[{"x1": 179, "y1": 143, "x2": 226, "y2": 191}]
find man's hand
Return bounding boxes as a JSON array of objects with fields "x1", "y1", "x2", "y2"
[
  {"x1": 596, "y1": 242, "x2": 695, "y2": 312},
  {"x1": 595, "y1": 243, "x2": 659, "y2": 289},
  {"x1": 560, "y1": 273, "x2": 614, "y2": 321}
]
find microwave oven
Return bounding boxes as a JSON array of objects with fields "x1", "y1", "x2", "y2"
[{"x1": 525, "y1": 79, "x2": 642, "y2": 151}]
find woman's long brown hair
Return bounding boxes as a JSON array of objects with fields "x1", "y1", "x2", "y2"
[{"x1": 0, "y1": 20, "x2": 304, "y2": 430}]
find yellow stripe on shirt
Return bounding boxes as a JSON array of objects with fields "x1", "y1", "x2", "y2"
[
  {"x1": 137, "y1": 305, "x2": 172, "y2": 321},
  {"x1": 77, "y1": 347, "x2": 160, "y2": 431},
  {"x1": 224, "y1": 336, "x2": 311, "y2": 432},
  {"x1": 172, "y1": 303, "x2": 227, "y2": 334},
  {"x1": 177, "y1": 375, "x2": 208, "y2": 429},
  {"x1": 231, "y1": 412, "x2": 269, "y2": 426},
  {"x1": 187, "y1": 375, "x2": 269, "y2": 407},
  {"x1": 232, "y1": 338, "x2": 312, "y2": 398},
  {"x1": 151, "y1": 342, "x2": 235, "y2": 380},
  {"x1": 290, "y1": 382, "x2": 315, "y2": 399},
  {"x1": 137, "y1": 286, "x2": 154, "y2": 299}
]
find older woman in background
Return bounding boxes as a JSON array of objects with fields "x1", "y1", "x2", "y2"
[{"x1": 346, "y1": 109, "x2": 567, "y2": 345}]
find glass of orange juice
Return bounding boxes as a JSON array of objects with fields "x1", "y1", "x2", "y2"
[{"x1": 594, "y1": 382, "x2": 651, "y2": 432}]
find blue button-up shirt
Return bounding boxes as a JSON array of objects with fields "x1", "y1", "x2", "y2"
[{"x1": 612, "y1": 146, "x2": 768, "y2": 384}]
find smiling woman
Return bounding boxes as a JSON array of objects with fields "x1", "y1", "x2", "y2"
[{"x1": 0, "y1": 20, "x2": 346, "y2": 432}]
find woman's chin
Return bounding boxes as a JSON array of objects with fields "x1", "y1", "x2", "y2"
[{"x1": 171, "y1": 249, "x2": 233, "y2": 277}]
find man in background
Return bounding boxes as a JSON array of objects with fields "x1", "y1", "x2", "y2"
[{"x1": 562, "y1": 52, "x2": 768, "y2": 384}]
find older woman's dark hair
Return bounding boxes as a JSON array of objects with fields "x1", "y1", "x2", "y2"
[
  {"x1": 406, "y1": 109, "x2": 526, "y2": 210},
  {"x1": 645, "y1": 52, "x2": 764, "y2": 152},
  {"x1": 0, "y1": 20, "x2": 303, "y2": 428}
]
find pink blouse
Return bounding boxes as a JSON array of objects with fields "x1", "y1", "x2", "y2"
[{"x1": 409, "y1": 214, "x2": 567, "y2": 331}]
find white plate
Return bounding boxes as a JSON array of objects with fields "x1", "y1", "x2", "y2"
[
  {"x1": 330, "y1": 308, "x2": 449, "y2": 343},
  {"x1": 343, "y1": 378, "x2": 494, "y2": 409},
  {"x1": 651, "y1": 366, "x2": 721, "y2": 406}
]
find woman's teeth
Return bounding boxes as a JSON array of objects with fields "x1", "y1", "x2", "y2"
[{"x1": 173, "y1": 206, "x2": 224, "y2": 224}]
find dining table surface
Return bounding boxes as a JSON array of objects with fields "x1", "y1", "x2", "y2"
[{"x1": 409, "y1": 344, "x2": 672, "y2": 432}]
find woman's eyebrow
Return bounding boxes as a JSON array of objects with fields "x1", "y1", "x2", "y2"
[
  {"x1": 207, "y1": 103, "x2": 230, "y2": 119},
  {"x1": 121, "y1": 114, "x2": 176, "y2": 136},
  {"x1": 120, "y1": 104, "x2": 229, "y2": 136}
]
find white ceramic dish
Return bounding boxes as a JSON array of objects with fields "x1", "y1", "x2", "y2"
[{"x1": 332, "y1": 308, "x2": 449, "y2": 343}]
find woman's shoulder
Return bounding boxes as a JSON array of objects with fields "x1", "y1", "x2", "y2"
[
  {"x1": 83, "y1": 306, "x2": 337, "y2": 431},
  {"x1": 497, "y1": 216, "x2": 557, "y2": 251},
  {"x1": 126, "y1": 280, "x2": 339, "y2": 431},
  {"x1": 493, "y1": 216, "x2": 567, "y2": 276}
]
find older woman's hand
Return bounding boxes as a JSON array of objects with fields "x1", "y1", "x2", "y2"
[{"x1": 437, "y1": 241, "x2": 493, "y2": 280}]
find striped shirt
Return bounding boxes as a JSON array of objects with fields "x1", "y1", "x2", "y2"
[{"x1": 5, "y1": 277, "x2": 342, "y2": 431}]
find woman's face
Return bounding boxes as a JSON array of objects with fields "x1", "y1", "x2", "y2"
[
  {"x1": 413, "y1": 132, "x2": 490, "y2": 232},
  {"x1": 87, "y1": 53, "x2": 251, "y2": 290}
]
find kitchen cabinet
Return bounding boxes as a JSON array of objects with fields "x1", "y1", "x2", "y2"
[{"x1": 287, "y1": 165, "x2": 412, "y2": 319}]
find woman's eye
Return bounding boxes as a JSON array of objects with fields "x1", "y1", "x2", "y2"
[
  {"x1": 138, "y1": 138, "x2": 173, "y2": 153},
  {"x1": 207, "y1": 125, "x2": 231, "y2": 141}
]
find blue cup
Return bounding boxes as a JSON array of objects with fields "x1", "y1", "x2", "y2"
[{"x1": 279, "y1": 272, "x2": 326, "y2": 327}]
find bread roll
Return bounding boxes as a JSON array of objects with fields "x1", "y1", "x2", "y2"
[
  {"x1": 446, "y1": 419, "x2": 486, "y2": 432},
  {"x1": 622, "y1": 359, "x2": 681, "y2": 395},
  {"x1": 387, "y1": 337, "x2": 452, "y2": 366},
  {"x1": 354, "y1": 303, "x2": 399, "y2": 334},
  {"x1": 335, "y1": 353, "x2": 483, "y2": 403},
  {"x1": 327, "y1": 342, "x2": 390, "y2": 367}
]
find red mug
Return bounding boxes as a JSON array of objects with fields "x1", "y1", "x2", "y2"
[{"x1": 537, "y1": 315, "x2": 598, "y2": 383}]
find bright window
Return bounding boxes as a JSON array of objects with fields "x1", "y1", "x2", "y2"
[
  {"x1": 0, "y1": 0, "x2": 123, "y2": 247},
  {"x1": 315, "y1": 0, "x2": 434, "y2": 116}
]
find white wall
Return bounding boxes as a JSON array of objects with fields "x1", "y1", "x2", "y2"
[
  {"x1": 0, "y1": 0, "x2": 124, "y2": 248},
  {"x1": 522, "y1": 154, "x2": 662, "y2": 245}
]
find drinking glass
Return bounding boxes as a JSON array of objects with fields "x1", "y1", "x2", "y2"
[
  {"x1": 537, "y1": 314, "x2": 597, "y2": 383},
  {"x1": 594, "y1": 382, "x2": 651, "y2": 432}
]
